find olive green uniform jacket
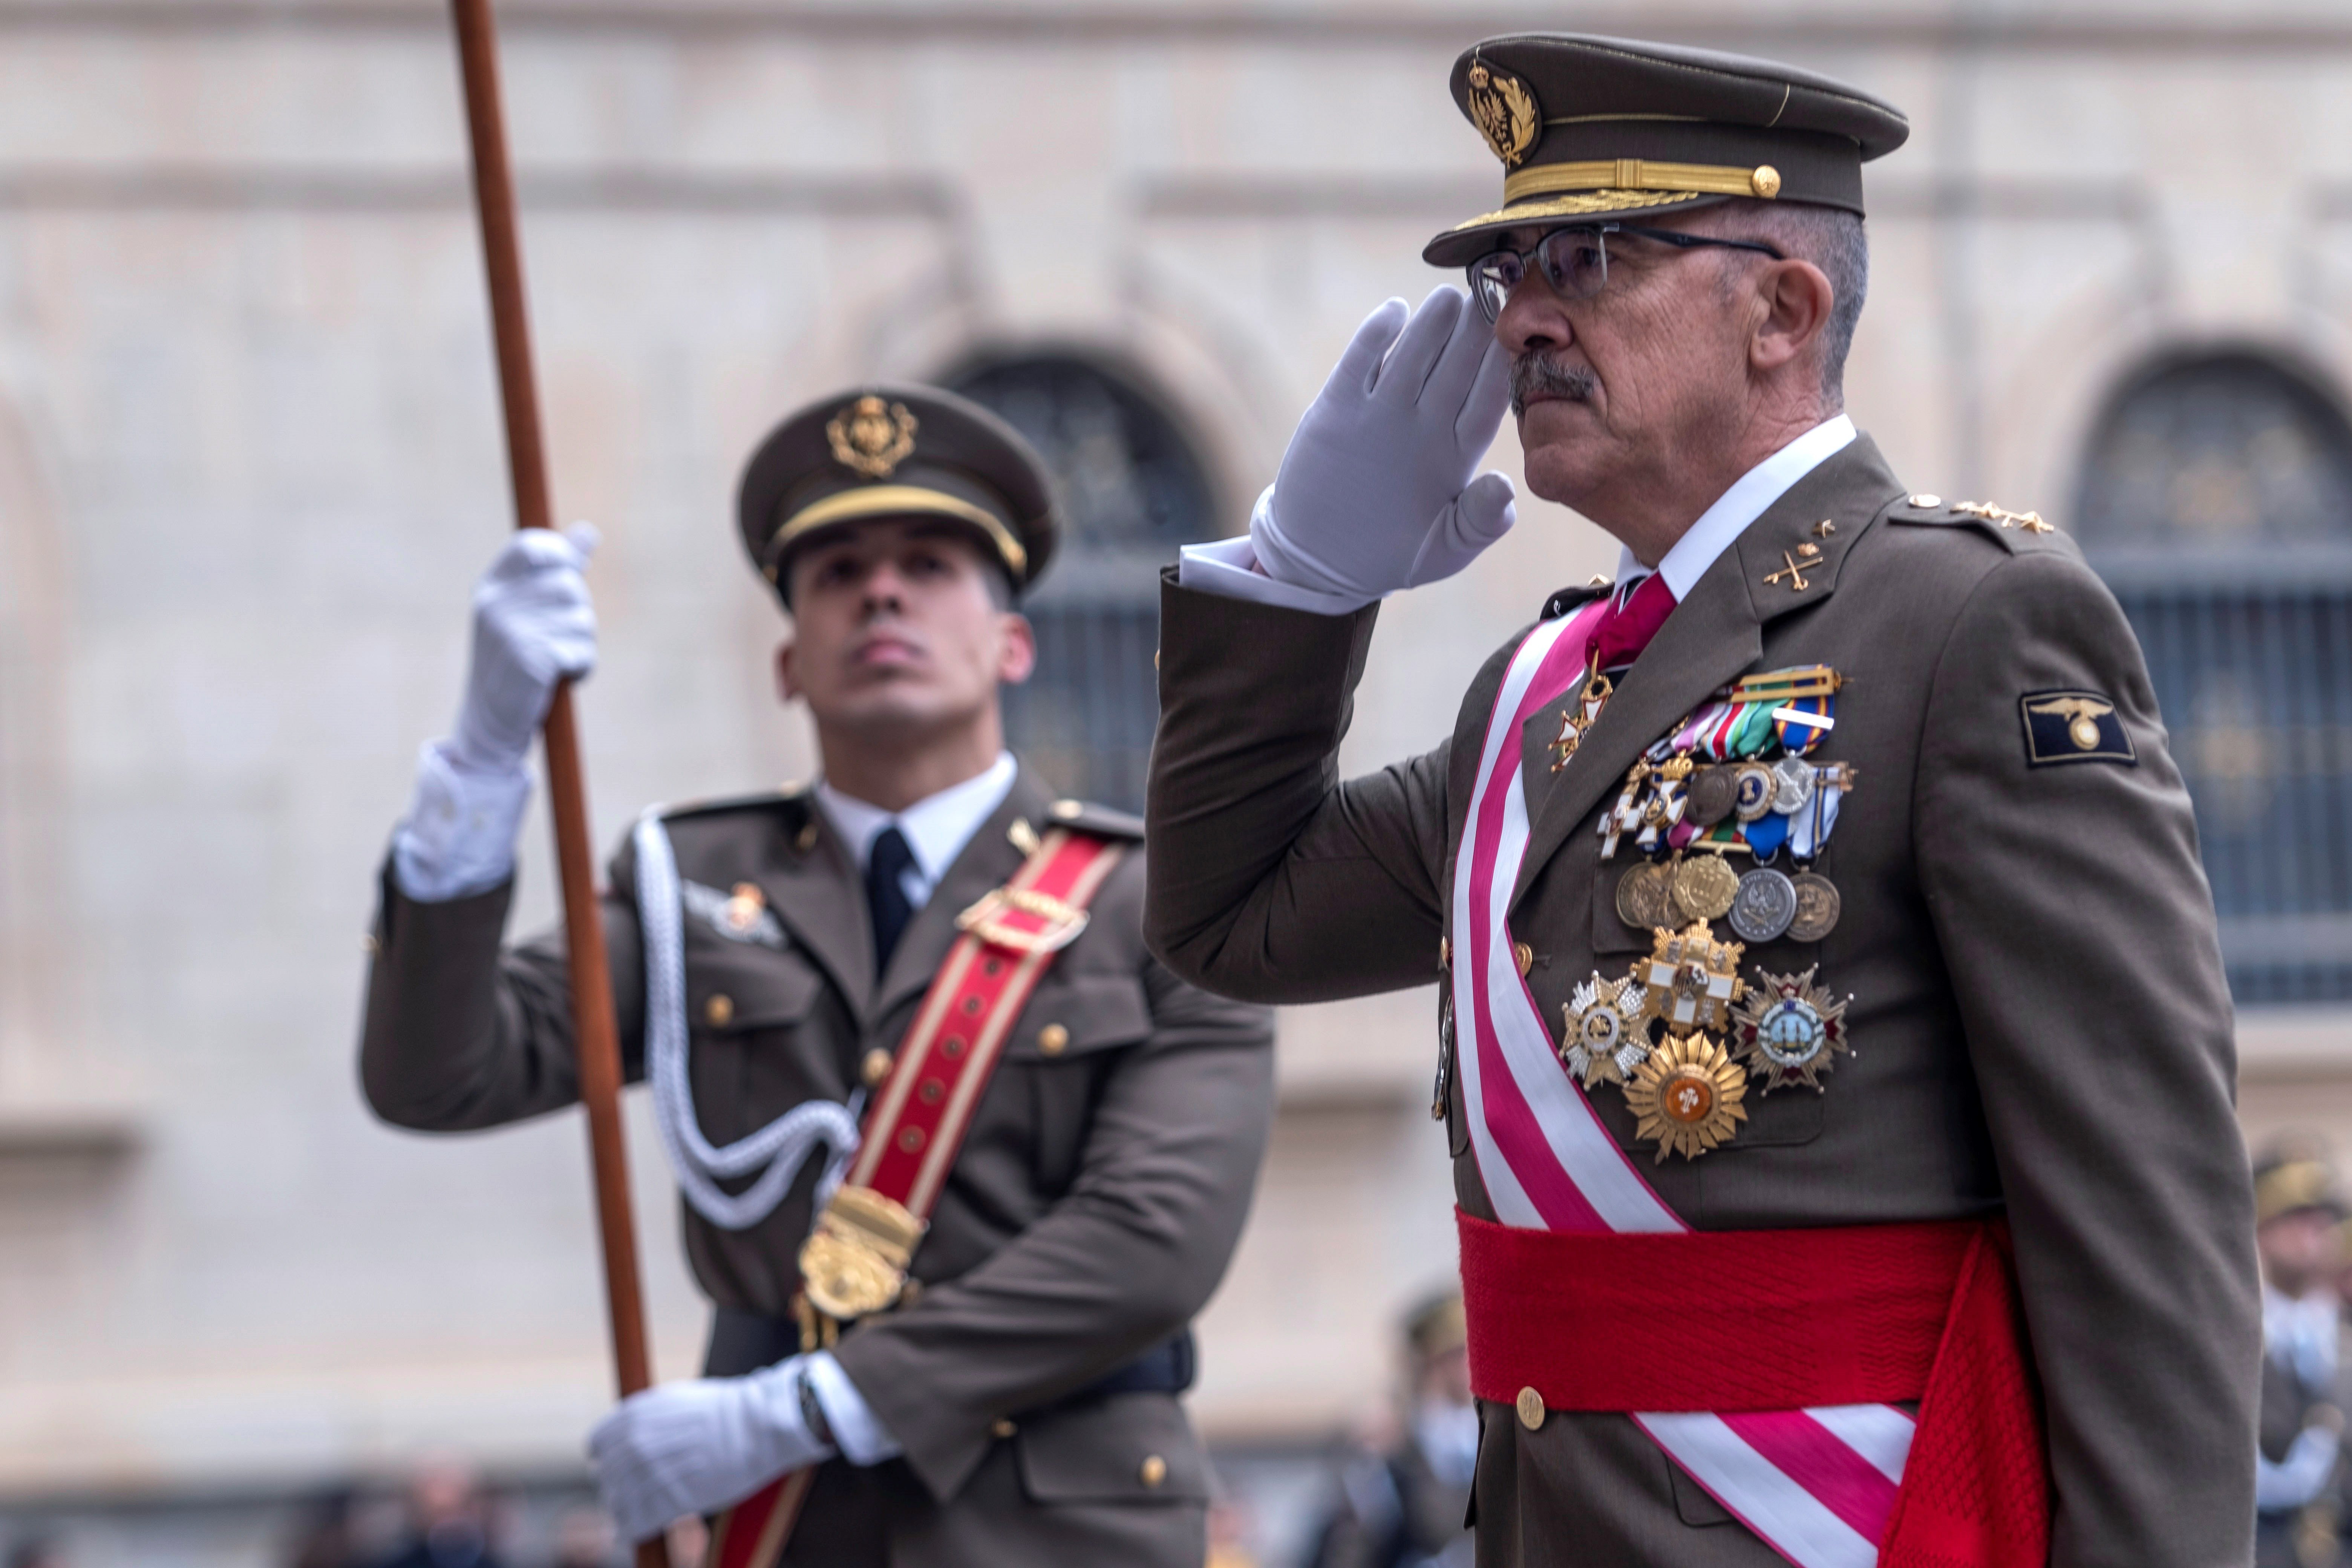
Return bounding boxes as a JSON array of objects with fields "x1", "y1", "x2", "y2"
[
  {"x1": 1145, "y1": 436, "x2": 2260, "y2": 1567},
  {"x1": 360, "y1": 766, "x2": 1274, "y2": 1568}
]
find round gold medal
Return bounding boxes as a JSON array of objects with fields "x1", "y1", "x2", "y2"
[
  {"x1": 1615, "y1": 860, "x2": 1677, "y2": 930},
  {"x1": 1671, "y1": 853, "x2": 1741, "y2": 923},
  {"x1": 1732, "y1": 763, "x2": 1777, "y2": 822},
  {"x1": 1787, "y1": 871, "x2": 1842, "y2": 942}
]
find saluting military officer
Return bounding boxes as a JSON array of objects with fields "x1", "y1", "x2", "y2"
[
  {"x1": 360, "y1": 385, "x2": 1273, "y2": 1566},
  {"x1": 1146, "y1": 34, "x2": 2259, "y2": 1568}
]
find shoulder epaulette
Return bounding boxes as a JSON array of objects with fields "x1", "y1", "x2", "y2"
[
  {"x1": 1883, "y1": 492, "x2": 2065, "y2": 556},
  {"x1": 1540, "y1": 579, "x2": 1615, "y2": 620},
  {"x1": 657, "y1": 782, "x2": 813, "y2": 826},
  {"x1": 1040, "y1": 797, "x2": 1145, "y2": 841}
]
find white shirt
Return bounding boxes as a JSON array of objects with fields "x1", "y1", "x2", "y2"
[
  {"x1": 815, "y1": 751, "x2": 1018, "y2": 907},
  {"x1": 1177, "y1": 413, "x2": 1857, "y2": 616}
]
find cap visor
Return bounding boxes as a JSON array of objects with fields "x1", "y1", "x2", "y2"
[{"x1": 1421, "y1": 189, "x2": 1730, "y2": 267}]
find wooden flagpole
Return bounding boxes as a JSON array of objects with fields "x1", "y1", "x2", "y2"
[{"x1": 446, "y1": 6, "x2": 666, "y2": 1565}]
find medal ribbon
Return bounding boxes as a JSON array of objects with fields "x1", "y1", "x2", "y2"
[{"x1": 1450, "y1": 622, "x2": 1911, "y2": 1568}]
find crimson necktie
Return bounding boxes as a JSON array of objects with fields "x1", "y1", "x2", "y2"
[{"x1": 1586, "y1": 572, "x2": 1676, "y2": 674}]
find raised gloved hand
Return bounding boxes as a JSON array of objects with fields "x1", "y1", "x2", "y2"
[
  {"x1": 588, "y1": 1357, "x2": 830, "y2": 1545},
  {"x1": 447, "y1": 524, "x2": 599, "y2": 774},
  {"x1": 1251, "y1": 286, "x2": 1516, "y2": 602}
]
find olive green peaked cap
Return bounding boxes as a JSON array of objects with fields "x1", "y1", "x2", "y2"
[
  {"x1": 737, "y1": 384, "x2": 1060, "y2": 604},
  {"x1": 1424, "y1": 34, "x2": 1910, "y2": 268}
]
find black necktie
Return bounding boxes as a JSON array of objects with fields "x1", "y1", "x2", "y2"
[{"x1": 866, "y1": 825, "x2": 917, "y2": 974}]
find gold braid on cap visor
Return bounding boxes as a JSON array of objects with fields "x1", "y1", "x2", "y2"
[
  {"x1": 769, "y1": 484, "x2": 1029, "y2": 578},
  {"x1": 1504, "y1": 159, "x2": 1784, "y2": 204}
]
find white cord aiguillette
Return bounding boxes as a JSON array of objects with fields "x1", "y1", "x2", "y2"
[{"x1": 633, "y1": 810, "x2": 859, "y2": 1231}]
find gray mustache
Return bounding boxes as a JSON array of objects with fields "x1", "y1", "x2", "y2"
[{"x1": 1510, "y1": 353, "x2": 1597, "y2": 415}]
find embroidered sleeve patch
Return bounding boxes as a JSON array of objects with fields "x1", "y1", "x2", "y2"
[{"x1": 2020, "y1": 690, "x2": 2136, "y2": 768}]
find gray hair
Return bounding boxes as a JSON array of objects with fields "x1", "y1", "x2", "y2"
[{"x1": 1712, "y1": 199, "x2": 1868, "y2": 406}]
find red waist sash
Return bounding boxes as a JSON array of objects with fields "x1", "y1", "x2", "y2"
[{"x1": 1458, "y1": 1209, "x2": 2052, "y2": 1568}]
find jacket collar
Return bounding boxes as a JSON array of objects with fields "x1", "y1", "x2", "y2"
[
  {"x1": 873, "y1": 766, "x2": 1059, "y2": 1022},
  {"x1": 1508, "y1": 433, "x2": 1903, "y2": 910}
]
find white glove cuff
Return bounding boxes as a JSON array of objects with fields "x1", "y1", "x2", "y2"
[
  {"x1": 390, "y1": 740, "x2": 532, "y2": 903},
  {"x1": 804, "y1": 1352, "x2": 903, "y2": 1466},
  {"x1": 1176, "y1": 492, "x2": 1375, "y2": 617}
]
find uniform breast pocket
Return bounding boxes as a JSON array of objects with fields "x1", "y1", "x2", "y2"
[
  {"x1": 1014, "y1": 1392, "x2": 1210, "y2": 1507},
  {"x1": 684, "y1": 948, "x2": 831, "y2": 1144},
  {"x1": 1003, "y1": 974, "x2": 1153, "y2": 1191},
  {"x1": 1002, "y1": 974, "x2": 1152, "y2": 1065}
]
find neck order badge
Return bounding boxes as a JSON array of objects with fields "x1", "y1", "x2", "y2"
[{"x1": 707, "y1": 826, "x2": 1126, "y2": 1568}]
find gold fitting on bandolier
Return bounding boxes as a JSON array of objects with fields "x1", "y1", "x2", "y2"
[
  {"x1": 957, "y1": 884, "x2": 1092, "y2": 954},
  {"x1": 798, "y1": 1185, "x2": 926, "y2": 1334}
]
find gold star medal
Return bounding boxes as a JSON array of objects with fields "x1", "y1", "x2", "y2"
[
  {"x1": 1731, "y1": 966, "x2": 1851, "y2": 1092},
  {"x1": 1561, "y1": 972, "x2": 1648, "y2": 1087},
  {"x1": 1626, "y1": 1032, "x2": 1748, "y2": 1161},
  {"x1": 1633, "y1": 922, "x2": 1746, "y2": 1037}
]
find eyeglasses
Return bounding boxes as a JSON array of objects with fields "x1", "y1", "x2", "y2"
[{"x1": 1465, "y1": 223, "x2": 1788, "y2": 322}]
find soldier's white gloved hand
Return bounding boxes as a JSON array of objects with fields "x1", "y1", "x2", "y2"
[
  {"x1": 588, "y1": 1357, "x2": 829, "y2": 1545},
  {"x1": 1251, "y1": 287, "x2": 1516, "y2": 602},
  {"x1": 447, "y1": 524, "x2": 599, "y2": 774}
]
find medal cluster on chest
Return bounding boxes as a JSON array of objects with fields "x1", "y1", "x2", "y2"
[{"x1": 1568, "y1": 665, "x2": 1856, "y2": 1162}]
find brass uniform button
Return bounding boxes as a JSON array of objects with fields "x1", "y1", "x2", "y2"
[
  {"x1": 990, "y1": 1418, "x2": 1017, "y2": 1439},
  {"x1": 1139, "y1": 1454, "x2": 1168, "y2": 1488},
  {"x1": 795, "y1": 821, "x2": 820, "y2": 853},
  {"x1": 1516, "y1": 1386, "x2": 1545, "y2": 1431},
  {"x1": 1514, "y1": 942, "x2": 1534, "y2": 977},
  {"x1": 861, "y1": 1048, "x2": 894, "y2": 1087},
  {"x1": 1439, "y1": 937, "x2": 1451, "y2": 968},
  {"x1": 1038, "y1": 1024, "x2": 1069, "y2": 1057},
  {"x1": 1050, "y1": 799, "x2": 1084, "y2": 821},
  {"x1": 705, "y1": 993, "x2": 735, "y2": 1027},
  {"x1": 1749, "y1": 164, "x2": 1781, "y2": 198}
]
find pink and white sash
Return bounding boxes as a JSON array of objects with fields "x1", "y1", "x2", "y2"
[{"x1": 1450, "y1": 607, "x2": 1916, "y2": 1568}]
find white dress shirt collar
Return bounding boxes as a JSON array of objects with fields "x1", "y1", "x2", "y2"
[
  {"x1": 815, "y1": 752, "x2": 1019, "y2": 902},
  {"x1": 1613, "y1": 414, "x2": 1857, "y2": 602}
]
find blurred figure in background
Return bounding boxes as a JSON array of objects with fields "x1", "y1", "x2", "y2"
[
  {"x1": 547, "y1": 1507, "x2": 615, "y2": 1568},
  {"x1": 6, "y1": 1539, "x2": 65, "y2": 1568},
  {"x1": 1303, "y1": 1292, "x2": 1476, "y2": 1568},
  {"x1": 2256, "y1": 1142, "x2": 2349, "y2": 1568},
  {"x1": 367, "y1": 1457, "x2": 508, "y2": 1568},
  {"x1": 283, "y1": 1488, "x2": 361, "y2": 1568}
]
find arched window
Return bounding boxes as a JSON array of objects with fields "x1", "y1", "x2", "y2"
[
  {"x1": 946, "y1": 355, "x2": 1220, "y2": 812},
  {"x1": 2077, "y1": 352, "x2": 2352, "y2": 1002}
]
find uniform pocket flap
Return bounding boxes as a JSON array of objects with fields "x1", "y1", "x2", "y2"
[
  {"x1": 1014, "y1": 1392, "x2": 1209, "y2": 1504},
  {"x1": 688, "y1": 954, "x2": 824, "y2": 1032},
  {"x1": 1004, "y1": 974, "x2": 1152, "y2": 1061}
]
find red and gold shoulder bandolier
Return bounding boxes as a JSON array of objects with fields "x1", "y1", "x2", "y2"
[{"x1": 708, "y1": 825, "x2": 1125, "y2": 1568}]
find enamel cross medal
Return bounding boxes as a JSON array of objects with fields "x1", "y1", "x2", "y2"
[{"x1": 1550, "y1": 667, "x2": 1614, "y2": 771}]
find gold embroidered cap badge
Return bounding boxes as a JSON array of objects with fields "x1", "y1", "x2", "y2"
[
  {"x1": 827, "y1": 395, "x2": 919, "y2": 479},
  {"x1": 1465, "y1": 60, "x2": 1541, "y2": 169}
]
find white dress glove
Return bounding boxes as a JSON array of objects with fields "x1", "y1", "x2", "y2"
[
  {"x1": 448, "y1": 524, "x2": 599, "y2": 773},
  {"x1": 1251, "y1": 287, "x2": 1516, "y2": 603},
  {"x1": 588, "y1": 1356, "x2": 832, "y2": 1545}
]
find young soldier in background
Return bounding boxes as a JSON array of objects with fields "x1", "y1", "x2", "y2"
[{"x1": 360, "y1": 386, "x2": 1273, "y2": 1566}]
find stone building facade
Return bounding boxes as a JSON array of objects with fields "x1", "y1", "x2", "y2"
[{"x1": 5, "y1": 2, "x2": 2352, "y2": 1562}]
